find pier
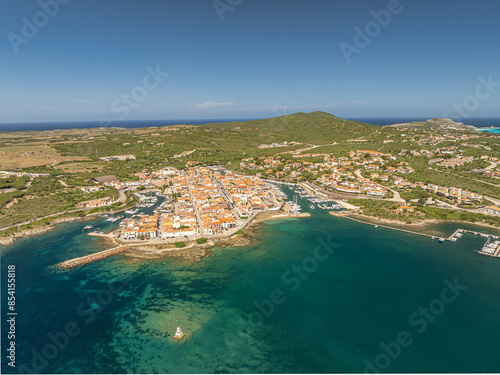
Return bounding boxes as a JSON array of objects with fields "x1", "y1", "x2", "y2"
[
  {"x1": 87, "y1": 232, "x2": 115, "y2": 238},
  {"x1": 340, "y1": 215, "x2": 500, "y2": 243},
  {"x1": 342, "y1": 216, "x2": 436, "y2": 239},
  {"x1": 58, "y1": 245, "x2": 129, "y2": 269},
  {"x1": 476, "y1": 236, "x2": 500, "y2": 258}
]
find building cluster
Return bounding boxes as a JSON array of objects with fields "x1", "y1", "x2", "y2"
[
  {"x1": 215, "y1": 172, "x2": 270, "y2": 217},
  {"x1": 77, "y1": 196, "x2": 113, "y2": 209},
  {"x1": 98, "y1": 154, "x2": 136, "y2": 161},
  {"x1": 258, "y1": 141, "x2": 301, "y2": 149},
  {"x1": 120, "y1": 167, "x2": 273, "y2": 241},
  {"x1": 243, "y1": 150, "x2": 399, "y2": 197},
  {"x1": 430, "y1": 156, "x2": 474, "y2": 168},
  {"x1": 425, "y1": 184, "x2": 483, "y2": 204},
  {"x1": 123, "y1": 215, "x2": 158, "y2": 240},
  {"x1": 318, "y1": 175, "x2": 387, "y2": 196}
]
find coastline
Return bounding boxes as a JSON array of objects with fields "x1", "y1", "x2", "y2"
[
  {"x1": 0, "y1": 216, "x2": 82, "y2": 246},
  {"x1": 0, "y1": 203, "x2": 137, "y2": 247},
  {"x1": 331, "y1": 211, "x2": 500, "y2": 235},
  {"x1": 52, "y1": 209, "x2": 312, "y2": 269}
]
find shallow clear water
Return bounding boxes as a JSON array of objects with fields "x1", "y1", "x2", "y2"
[{"x1": 2, "y1": 201, "x2": 500, "y2": 373}]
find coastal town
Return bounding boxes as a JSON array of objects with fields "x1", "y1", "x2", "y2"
[
  {"x1": 1, "y1": 115, "x2": 499, "y2": 259},
  {"x1": 117, "y1": 166, "x2": 276, "y2": 242}
]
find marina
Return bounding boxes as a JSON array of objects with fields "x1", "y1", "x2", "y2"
[
  {"x1": 477, "y1": 237, "x2": 500, "y2": 258},
  {"x1": 341, "y1": 215, "x2": 500, "y2": 247}
]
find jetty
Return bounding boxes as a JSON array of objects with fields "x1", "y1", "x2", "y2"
[
  {"x1": 87, "y1": 231, "x2": 115, "y2": 238},
  {"x1": 476, "y1": 236, "x2": 500, "y2": 258},
  {"x1": 342, "y1": 216, "x2": 435, "y2": 239},
  {"x1": 340, "y1": 215, "x2": 500, "y2": 243},
  {"x1": 58, "y1": 245, "x2": 129, "y2": 269}
]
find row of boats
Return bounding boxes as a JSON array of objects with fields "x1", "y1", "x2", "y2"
[
  {"x1": 106, "y1": 215, "x2": 124, "y2": 222},
  {"x1": 480, "y1": 237, "x2": 500, "y2": 256},
  {"x1": 137, "y1": 194, "x2": 159, "y2": 208},
  {"x1": 269, "y1": 183, "x2": 344, "y2": 213}
]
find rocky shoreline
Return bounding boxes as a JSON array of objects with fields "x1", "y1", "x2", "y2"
[
  {"x1": 0, "y1": 204, "x2": 135, "y2": 247},
  {"x1": 0, "y1": 216, "x2": 81, "y2": 246}
]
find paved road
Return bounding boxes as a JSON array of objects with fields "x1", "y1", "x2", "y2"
[
  {"x1": 485, "y1": 161, "x2": 498, "y2": 170},
  {"x1": 0, "y1": 207, "x2": 89, "y2": 231}
]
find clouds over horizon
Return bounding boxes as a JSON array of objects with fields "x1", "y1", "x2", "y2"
[{"x1": 195, "y1": 101, "x2": 234, "y2": 109}]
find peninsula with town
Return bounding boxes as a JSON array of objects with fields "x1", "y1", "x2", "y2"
[{"x1": 1, "y1": 112, "x2": 499, "y2": 260}]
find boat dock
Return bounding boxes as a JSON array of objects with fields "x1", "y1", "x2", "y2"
[
  {"x1": 87, "y1": 232, "x2": 115, "y2": 238},
  {"x1": 341, "y1": 215, "x2": 500, "y2": 243},
  {"x1": 58, "y1": 245, "x2": 129, "y2": 269},
  {"x1": 476, "y1": 236, "x2": 500, "y2": 258},
  {"x1": 342, "y1": 216, "x2": 436, "y2": 239}
]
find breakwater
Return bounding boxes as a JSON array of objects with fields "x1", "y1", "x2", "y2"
[
  {"x1": 58, "y1": 245, "x2": 129, "y2": 269},
  {"x1": 342, "y1": 216, "x2": 436, "y2": 239},
  {"x1": 340, "y1": 215, "x2": 499, "y2": 242}
]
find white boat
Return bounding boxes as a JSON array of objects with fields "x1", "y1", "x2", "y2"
[
  {"x1": 106, "y1": 215, "x2": 124, "y2": 222},
  {"x1": 83, "y1": 225, "x2": 93, "y2": 230}
]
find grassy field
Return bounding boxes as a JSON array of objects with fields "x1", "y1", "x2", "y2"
[
  {"x1": 0, "y1": 143, "x2": 89, "y2": 169},
  {"x1": 54, "y1": 161, "x2": 107, "y2": 173}
]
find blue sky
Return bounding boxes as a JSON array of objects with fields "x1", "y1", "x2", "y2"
[{"x1": 1, "y1": 0, "x2": 499, "y2": 123}]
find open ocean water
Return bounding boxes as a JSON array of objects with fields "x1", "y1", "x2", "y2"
[
  {"x1": 2, "y1": 190, "x2": 500, "y2": 374},
  {"x1": 0, "y1": 117, "x2": 499, "y2": 132}
]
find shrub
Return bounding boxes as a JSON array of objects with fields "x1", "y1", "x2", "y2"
[
  {"x1": 196, "y1": 238, "x2": 208, "y2": 244},
  {"x1": 175, "y1": 241, "x2": 186, "y2": 248}
]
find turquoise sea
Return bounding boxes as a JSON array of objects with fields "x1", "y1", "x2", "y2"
[
  {"x1": 2, "y1": 193, "x2": 500, "y2": 373},
  {"x1": 477, "y1": 127, "x2": 500, "y2": 134}
]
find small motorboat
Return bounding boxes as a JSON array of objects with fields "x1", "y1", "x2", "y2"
[{"x1": 438, "y1": 237, "x2": 445, "y2": 243}]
